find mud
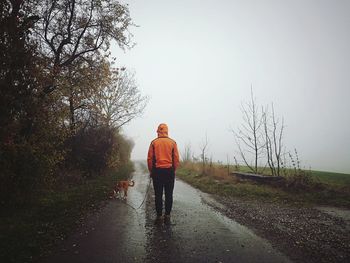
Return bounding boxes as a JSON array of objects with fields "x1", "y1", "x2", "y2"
[
  {"x1": 144, "y1": 178, "x2": 291, "y2": 263},
  {"x1": 45, "y1": 162, "x2": 292, "y2": 263},
  {"x1": 214, "y1": 196, "x2": 350, "y2": 263},
  {"x1": 315, "y1": 206, "x2": 350, "y2": 221}
]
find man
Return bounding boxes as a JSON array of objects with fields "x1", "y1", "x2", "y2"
[{"x1": 147, "y1": 123, "x2": 180, "y2": 225}]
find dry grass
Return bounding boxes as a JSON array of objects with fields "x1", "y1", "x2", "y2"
[{"x1": 177, "y1": 161, "x2": 350, "y2": 208}]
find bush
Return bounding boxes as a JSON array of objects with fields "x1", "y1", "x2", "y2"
[
  {"x1": 281, "y1": 149, "x2": 315, "y2": 189},
  {"x1": 65, "y1": 126, "x2": 134, "y2": 178},
  {"x1": 0, "y1": 132, "x2": 64, "y2": 206}
]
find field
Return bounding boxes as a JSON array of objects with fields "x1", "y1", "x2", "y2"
[
  {"x1": 176, "y1": 162, "x2": 350, "y2": 208},
  {"x1": 310, "y1": 170, "x2": 350, "y2": 186}
]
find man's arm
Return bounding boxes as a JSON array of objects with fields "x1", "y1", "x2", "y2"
[
  {"x1": 173, "y1": 142, "x2": 180, "y2": 170},
  {"x1": 147, "y1": 143, "x2": 153, "y2": 173}
]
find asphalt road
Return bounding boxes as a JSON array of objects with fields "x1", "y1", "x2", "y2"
[{"x1": 46, "y1": 162, "x2": 292, "y2": 263}]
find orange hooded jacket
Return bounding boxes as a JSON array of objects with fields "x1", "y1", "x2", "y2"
[{"x1": 147, "y1": 123, "x2": 180, "y2": 173}]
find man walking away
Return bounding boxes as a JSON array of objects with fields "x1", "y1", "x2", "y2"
[{"x1": 147, "y1": 123, "x2": 180, "y2": 225}]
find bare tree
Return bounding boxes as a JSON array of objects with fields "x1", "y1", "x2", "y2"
[
  {"x1": 91, "y1": 68, "x2": 148, "y2": 129},
  {"x1": 263, "y1": 104, "x2": 285, "y2": 176},
  {"x1": 226, "y1": 154, "x2": 230, "y2": 175},
  {"x1": 199, "y1": 133, "x2": 209, "y2": 174},
  {"x1": 233, "y1": 156, "x2": 240, "y2": 171},
  {"x1": 182, "y1": 143, "x2": 192, "y2": 163},
  {"x1": 232, "y1": 88, "x2": 265, "y2": 174}
]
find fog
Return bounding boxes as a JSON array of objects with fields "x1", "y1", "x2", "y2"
[{"x1": 111, "y1": 0, "x2": 350, "y2": 173}]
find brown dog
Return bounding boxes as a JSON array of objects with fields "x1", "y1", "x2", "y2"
[{"x1": 111, "y1": 180, "x2": 135, "y2": 199}]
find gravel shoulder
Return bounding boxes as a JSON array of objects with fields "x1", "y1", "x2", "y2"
[{"x1": 206, "y1": 195, "x2": 350, "y2": 263}]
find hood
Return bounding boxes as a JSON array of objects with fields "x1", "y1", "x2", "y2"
[{"x1": 157, "y1": 123, "x2": 168, "y2": 137}]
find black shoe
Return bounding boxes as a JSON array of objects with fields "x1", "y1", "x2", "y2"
[
  {"x1": 154, "y1": 215, "x2": 163, "y2": 225},
  {"x1": 164, "y1": 215, "x2": 171, "y2": 225}
]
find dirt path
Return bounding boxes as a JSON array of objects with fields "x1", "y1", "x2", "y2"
[
  {"x1": 45, "y1": 162, "x2": 291, "y2": 263},
  {"x1": 212, "y1": 197, "x2": 350, "y2": 263}
]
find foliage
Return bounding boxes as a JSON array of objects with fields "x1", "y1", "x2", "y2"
[
  {"x1": 57, "y1": 58, "x2": 111, "y2": 132},
  {"x1": 66, "y1": 126, "x2": 134, "y2": 177},
  {"x1": 32, "y1": 0, "x2": 133, "y2": 94},
  {"x1": 91, "y1": 67, "x2": 149, "y2": 128},
  {"x1": 0, "y1": 0, "x2": 144, "y2": 207},
  {"x1": 0, "y1": 2, "x2": 142, "y2": 262},
  {"x1": 112, "y1": 132, "x2": 135, "y2": 167},
  {"x1": 0, "y1": 163, "x2": 134, "y2": 263},
  {"x1": 0, "y1": 0, "x2": 64, "y2": 205},
  {"x1": 0, "y1": 121, "x2": 66, "y2": 205}
]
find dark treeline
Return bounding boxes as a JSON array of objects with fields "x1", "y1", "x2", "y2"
[{"x1": 0, "y1": 0, "x2": 147, "y2": 206}]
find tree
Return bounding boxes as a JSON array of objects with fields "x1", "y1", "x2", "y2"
[
  {"x1": 58, "y1": 58, "x2": 110, "y2": 133},
  {"x1": 232, "y1": 88, "x2": 265, "y2": 174},
  {"x1": 182, "y1": 143, "x2": 192, "y2": 163},
  {"x1": 0, "y1": 0, "x2": 140, "y2": 205},
  {"x1": 0, "y1": 0, "x2": 40, "y2": 139},
  {"x1": 33, "y1": 0, "x2": 133, "y2": 94},
  {"x1": 199, "y1": 133, "x2": 209, "y2": 174},
  {"x1": 263, "y1": 104, "x2": 285, "y2": 176},
  {"x1": 0, "y1": 0, "x2": 66, "y2": 203},
  {"x1": 91, "y1": 68, "x2": 148, "y2": 129}
]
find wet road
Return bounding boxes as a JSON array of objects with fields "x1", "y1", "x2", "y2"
[{"x1": 46, "y1": 162, "x2": 292, "y2": 263}]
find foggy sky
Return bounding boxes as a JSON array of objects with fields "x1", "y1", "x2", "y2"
[{"x1": 111, "y1": 0, "x2": 350, "y2": 173}]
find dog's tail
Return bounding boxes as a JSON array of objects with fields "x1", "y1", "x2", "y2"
[{"x1": 129, "y1": 180, "x2": 135, "y2": 187}]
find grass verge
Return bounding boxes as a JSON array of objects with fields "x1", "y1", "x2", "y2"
[
  {"x1": 177, "y1": 163, "x2": 350, "y2": 208},
  {"x1": 0, "y1": 162, "x2": 134, "y2": 263}
]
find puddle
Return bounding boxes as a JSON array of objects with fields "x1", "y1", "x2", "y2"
[{"x1": 144, "y1": 176, "x2": 292, "y2": 263}]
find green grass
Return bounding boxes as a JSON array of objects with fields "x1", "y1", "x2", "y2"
[
  {"x1": 0, "y1": 163, "x2": 134, "y2": 263},
  {"x1": 177, "y1": 165, "x2": 350, "y2": 208},
  {"x1": 232, "y1": 165, "x2": 350, "y2": 187},
  {"x1": 310, "y1": 170, "x2": 350, "y2": 186}
]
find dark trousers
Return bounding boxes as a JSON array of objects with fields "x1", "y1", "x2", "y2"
[{"x1": 152, "y1": 168, "x2": 175, "y2": 216}]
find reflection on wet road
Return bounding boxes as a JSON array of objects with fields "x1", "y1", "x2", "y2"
[
  {"x1": 46, "y1": 162, "x2": 292, "y2": 262},
  {"x1": 144, "y1": 166, "x2": 291, "y2": 263},
  {"x1": 45, "y1": 162, "x2": 148, "y2": 263}
]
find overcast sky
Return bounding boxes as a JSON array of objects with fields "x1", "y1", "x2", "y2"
[{"x1": 111, "y1": 0, "x2": 350, "y2": 173}]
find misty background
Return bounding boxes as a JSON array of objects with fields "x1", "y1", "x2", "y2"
[{"x1": 112, "y1": 0, "x2": 350, "y2": 173}]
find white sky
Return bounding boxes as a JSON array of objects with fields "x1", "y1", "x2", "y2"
[{"x1": 111, "y1": 0, "x2": 350, "y2": 173}]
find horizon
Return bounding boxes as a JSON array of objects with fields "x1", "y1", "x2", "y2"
[{"x1": 112, "y1": 0, "x2": 350, "y2": 174}]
